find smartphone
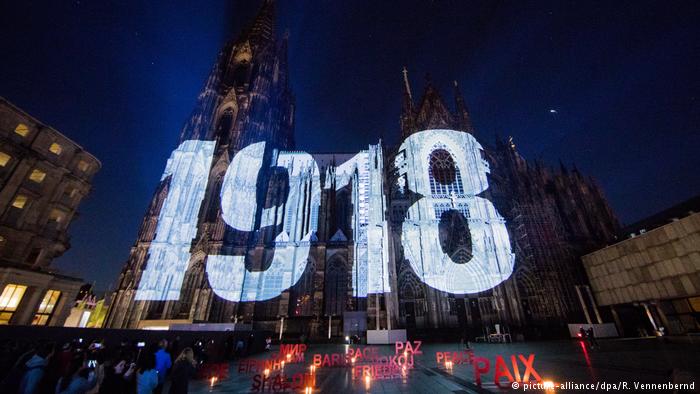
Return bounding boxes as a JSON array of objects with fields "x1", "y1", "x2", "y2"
[
  {"x1": 137, "y1": 342, "x2": 145, "y2": 348},
  {"x1": 93, "y1": 343, "x2": 102, "y2": 349}
]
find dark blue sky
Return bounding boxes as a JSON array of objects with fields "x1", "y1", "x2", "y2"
[{"x1": 1, "y1": 1, "x2": 698, "y2": 290}]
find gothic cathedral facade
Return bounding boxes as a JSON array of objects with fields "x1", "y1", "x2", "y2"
[{"x1": 106, "y1": 1, "x2": 619, "y2": 339}]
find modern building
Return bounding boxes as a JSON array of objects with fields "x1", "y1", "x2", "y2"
[
  {"x1": 64, "y1": 284, "x2": 110, "y2": 328},
  {"x1": 583, "y1": 196, "x2": 700, "y2": 336},
  {"x1": 107, "y1": 0, "x2": 619, "y2": 340},
  {"x1": 0, "y1": 97, "x2": 101, "y2": 326}
]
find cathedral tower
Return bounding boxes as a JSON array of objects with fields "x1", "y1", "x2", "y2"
[
  {"x1": 389, "y1": 69, "x2": 618, "y2": 337},
  {"x1": 106, "y1": 6, "x2": 620, "y2": 341},
  {"x1": 400, "y1": 70, "x2": 474, "y2": 139},
  {"x1": 107, "y1": 0, "x2": 295, "y2": 328}
]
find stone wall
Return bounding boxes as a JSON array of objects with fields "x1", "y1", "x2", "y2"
[{"x1": 583, "y1": 213, "x2": 700, "y2": 306}]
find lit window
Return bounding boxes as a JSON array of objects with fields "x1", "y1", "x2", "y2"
[
  {"x1": 32, "y1": 290, "x2": 61, "y2": 326},
  {"x1": 0, "y1": 152, "x2": 11, "y2": 167},
  {"x1": 49, "y1": 209, "x2": 66, "y2": 224},
  {"x1": 49, "y1": 143, "x2": 63, "y2": 155},
  {"x1": 0, "y1": 284, "x2": 27, "y2": 325},
  {"x1": 29, "y1": 169, "x2": 47, "y2": 183},
  {"x1": 14, "y1": 124, "x2": 29, "y2": 137},
  {"x1": 61, "y1": 187, "x2": 79, "y2": 203},
  {"x1": 78, "y1": 160, "x2": 89, "y2": 172},
  {"x1": 78, "y1": 310, "x2": 91, "y2": 327},
  {"x1": 12, "y1": 195, "x2": 28, "y2": 209}
]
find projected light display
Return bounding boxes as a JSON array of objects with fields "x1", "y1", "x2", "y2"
[
  {"x1": 334, "y1": 148, "x2": 391, "y2": 297},
  {"x1": 397, "y1": 129, "x2": 515, "y2": 294},
  {"x1": 207, "y1": 142, "x2": 321, "y2": 301},
  {"x1": 135, "y1": 140, "x2": 215, "y2": 300},
  {"x1": 136, "y1": 129, "x2": 513, "y2": 302}
]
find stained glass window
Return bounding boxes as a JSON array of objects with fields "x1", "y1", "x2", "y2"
[{"x1": 428, "y1": 148, "x2": 464, "y2": 197}]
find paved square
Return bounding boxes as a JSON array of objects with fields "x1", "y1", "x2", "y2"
[{"x1": 187, "y1": 338, "x2": 700, "y2": 393}]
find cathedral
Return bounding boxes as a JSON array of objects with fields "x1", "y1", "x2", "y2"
[{"x1": 106, "y1": 1, "x2": 619, "y2": 340}]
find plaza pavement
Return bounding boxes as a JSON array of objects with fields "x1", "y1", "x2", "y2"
[{"x1": 188, "y1": 338, "x2": 700, "y2": 393}]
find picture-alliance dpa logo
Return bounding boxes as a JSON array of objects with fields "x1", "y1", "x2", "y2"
[{"x1": 134, "y1": 129, "x2": 515, "y2": 301}]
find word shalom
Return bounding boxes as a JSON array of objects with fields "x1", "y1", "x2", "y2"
[
  {"x1": 135, "y1": 129, "x2": 514, "y2": 302},
  {"x1": 251, "y1": 373, "x2": 315, "y2": 393},
  {"x1": 472, "y1": 354, "x2": 542, "y2": 388}
]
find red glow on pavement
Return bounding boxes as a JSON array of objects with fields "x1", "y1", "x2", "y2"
[
  {"x1": 578, "y1": 339, "x2": 597, "y2": 381},
  {"x1": 578, "y1": 340, "x2": 591, "y2": 366}
]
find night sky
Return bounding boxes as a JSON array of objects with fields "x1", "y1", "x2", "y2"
[{"x1": 1, "y1": 1, "x2": 698, "y2": 290}]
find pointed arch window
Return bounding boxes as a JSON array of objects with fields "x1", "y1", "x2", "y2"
[
  {"x1": 428, "y1": 148, "x2": 464, "y2": 197},
  {"x1": 325, "y1": 259, "x2": 348, "y2": 316},
  {"x1": 399, "y1": 283, "x2": 425, "y2": 318},
  {"x1": 215, "y1": 107, "x2": 235, "y2": 145},
  {"x1": 310, "y1": 195, "x2": 320, "y2": 232},
  {"x1": 232, "y1": 63, "x2": 250, "y2": 88},
  {"x1": 290, "y1": 260, "x2": 315, "y2": 316},
  {"x1": 260, "y1": 267, "x2": 283, "y2": 301}
]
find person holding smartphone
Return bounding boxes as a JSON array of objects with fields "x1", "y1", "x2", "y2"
[
  {"x1": 56, "y1": 357, "x2": 97, "y2": 394},
  {"x1": 99, "y1": 355, "x2": 136, "y2": 394}
]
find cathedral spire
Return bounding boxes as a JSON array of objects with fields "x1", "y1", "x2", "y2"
[
  {"x1": 415, "y1": 77, "x2": 454, "y2": 132},
  {"x1": 453, "y1": 80, "x2": 475, "y2": 134},
  {"x1": 248, "y1": 0, "x2": 275, "y2": 49},
  {"x1": 400, "y1": 67, "x2": 416, "y2": 140},
  {"x1": 402, "y1": 67, "x2": 413, "y2": 102},
  {"x1": 276, "y1": 29, "x2": 290, "y2": 85}
]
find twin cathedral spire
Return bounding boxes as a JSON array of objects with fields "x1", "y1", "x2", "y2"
[{"x1": 180, "y1": 0, "x2": 477, "y2": 152}]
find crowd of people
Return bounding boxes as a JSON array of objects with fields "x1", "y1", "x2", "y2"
[{"x1": 0, "y1": 335, "x2": 244, "y2": 394}]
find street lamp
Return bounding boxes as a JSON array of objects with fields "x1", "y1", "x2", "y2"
[
  {"x1": 278, "y1": 314, "x2": 288, "y2": 341},
  {"x1": 325, "y1": 314, "x2": 333, "y2": 339}
]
